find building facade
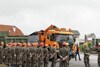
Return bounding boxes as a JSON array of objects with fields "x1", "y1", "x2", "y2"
[{"x1": 0, "y1": 24, "x2": 28, "y2": 44}]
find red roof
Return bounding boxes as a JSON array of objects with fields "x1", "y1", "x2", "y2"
[{"x1": 0, "y1": 24, "x2": 23, "y2": 36}]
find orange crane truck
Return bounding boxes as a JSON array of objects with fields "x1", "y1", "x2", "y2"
[{"x1": 38, "y1": 25, "x2": 75, "y2": 49}]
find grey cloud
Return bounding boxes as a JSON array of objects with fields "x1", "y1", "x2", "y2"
[
  {"x1": 0, "y1": 0, "x2": 100, "y2": 38},
  {"x1": 0, "y1": 0, "x2": 100, "y2": 16}
]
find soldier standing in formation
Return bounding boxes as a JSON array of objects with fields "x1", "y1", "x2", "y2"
[
  {"x1": 19, "y1": 43, "x2": 23, "y2": 67},
  {"x1": 0, "y1": 42, "x2": 4, "y2": 64},
  {"x1": 15, "y1": 43, "x2": 22, "y2": 67},
  {"x1": 3, "y1": 43, "x2": 12, "y2": 67},
  {"x1": 2, "y1": 41, "x2": 100, "y2": 67},
  {"x1": 43, "y1": 44, "x2": 49, "y2": 67},
  {"x1": 50, "y1": 43, "x2": 57, "y2": 67},
  {"x1": 59, "y1": 42, "x2": 69, "y2": 67},
  {"x1": 66, "y1": 43, "x2": 70, "y2": 65},
  {"x1": 22, "y1": 43, "x2": 27, "y2": 67},
  {"x1": 1, "y1": 42, "x2": 5, "y2": 64},
  {"x1": 11, "y1": 43, "x2": 16, "y2": 67},
  {"x1": 37, "y1": 42, "x2": 44, "y2": 67},
  {"x1": 26, "y1": 43, "x2": 31, "y2": 67},
  {"x1": 3, "y1": 44, "x2": 7, "y2": 66},
  {"x1": 30, "y1": 43, "x2": 38, "y2": 67},
  {"x1": 0, "y1": 41, "x2": 4, "y2": 47},
  {"x1": 83, "y1": 43, "x2": 91, "y2": 67}
]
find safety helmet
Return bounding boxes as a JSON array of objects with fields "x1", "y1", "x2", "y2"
[
  {"x1": 53, "y1": 42, "x2": 57, "y2": 46},
  {"x1": 32, "y1": 43, "x2": 37, "y2": 46},
  {"x1": 16, "y1": 42, "x2": 20, "y2": 46},
  {"x1": 0, "y1": 42, "x2": 4, "y2": 45},
  {"x1": 8, "y1": 42, "x2": 12, "y2": 46},
  {"x1": 40, "y1": 42, "x2": 44, "y2": 46},
  {"x1": 27, "y1": 43, "x2": 31, "y2": 47},
  {"x1": 18, "y1": 42, "x2": 22, "y2": 46},
  {"x1": 45, "y1": 44, "x2": 48, "y2": 47},
  {"x1": 22, "y1": 43, "x2": 26, "y2": 46},
  {"x1": 12, "y1": 43, "x2": 16, "y2": 46},
  {"x1": 6, "y1": 44, "x2": 8, "y2": 47},
  {"x1": 62, "y1": 42, "x2": 67, "y2": 46},
  {"x1": 20, "y1": 43, "x2": 22, "y2": 47}
]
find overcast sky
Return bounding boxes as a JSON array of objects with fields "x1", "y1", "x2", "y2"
[{"x1": 0, "y1": 0, "x2": 100, "y2": 38}]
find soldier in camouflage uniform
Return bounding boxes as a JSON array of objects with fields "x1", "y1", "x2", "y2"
[
  {"x1": 26, "y1": 43, "x2": 31, "y2": 67},
  {"x1": 1, "y1": 42, "x2": 5, "y2": 64},
  {"x1": 3, "y1": 44, "x2": 7, "y2": 65},
  {"x1": 15, "y1": 43, "x2": 22, "y2": 67},
  {"x1": 21, "y1": 43, "x2": 26, "y2": 67},
  {"x1": 30, "y1": 42, "x2": 38, "y2": 67},
  {"x1": 66, "y1": 43, "x2": 70, "y2": 65},
  {"x1": 59, "y1": 42, "x2": 69, "y2": 67},
  {"x1": 50, "y1": 43, "x2": 57, "y2": 67},
  {"x1": 83, "y1": 43, "x2": 91, "y2": 67},
  {"x1": 22, "y1": 43, "x2": 27, "y2": 67},
  {"x1": 11, "y1": 43, "x2": 16, "y2": 67},
  {"x1": 37, "y1": 42, "x2": 44, "y2": 67},
  {"x1": 43, "y1": 44, "x2": 49, "y2": 67},
  {"x1": 0, "y1": 42, "x2": 4, "y2": 64},
  {"x1": 3, "y1": 43, "x2": 12, "y2": 66},
  {"x1": 19, "y1": 42, "x2": 23, "y2": 67},
  {"x1": 0, "y1": 41, "x2": 4, "y2": 49}
]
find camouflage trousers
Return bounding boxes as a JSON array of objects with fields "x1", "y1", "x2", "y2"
[
  {"x1": 27, "y1": 62, "x2": 31, "y2": 67},
  {"x1": 31, "y1": 61, "x2": 38, "y2": 67},
  {"x1": 60, "y1": 60, "x2": 69, "y2": 67},
  {"x1": 22, "y1": 61, "x2": 27, "y2": 67},
  {"x1": 44, "y1": 61, "x2": 48, "y2": 67},
  {"x1": 98, "y1": 60, "x2": 100, "y2": 67},
  {"x1": 37, "y1": 61, "x2": 44, "y2": 67},
  {"x1": 84, "y1": 57, "x2": 90, "y2": 67},
  {"x1": 51, "y1": 61, "x2": 56, "y2": 67}
]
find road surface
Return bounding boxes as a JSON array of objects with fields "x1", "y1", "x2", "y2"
[
  {"x1": 49, "y1": 53, "x2": 98, "y2": 67},
  {"x1": 68, "y1": 53, "x2": 98, "y2": 67}
]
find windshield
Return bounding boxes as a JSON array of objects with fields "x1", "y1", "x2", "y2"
[
  {"x1": 56, "y1": 34, "x2": 73, "y2": 41},
  {"x1": 56, "y1": 34, "x2": 74, "y2": 46}
]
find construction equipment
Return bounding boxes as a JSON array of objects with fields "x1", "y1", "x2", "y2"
[
  {"x1": 84, "y1": 33, "x2": 100, "y2": 52},
  {"x1": 84, "y1": 33, "x2": 96, "y2": 47},
  {"x1": 29, "y1": 25, "x2": 75, "y2": 49}
]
